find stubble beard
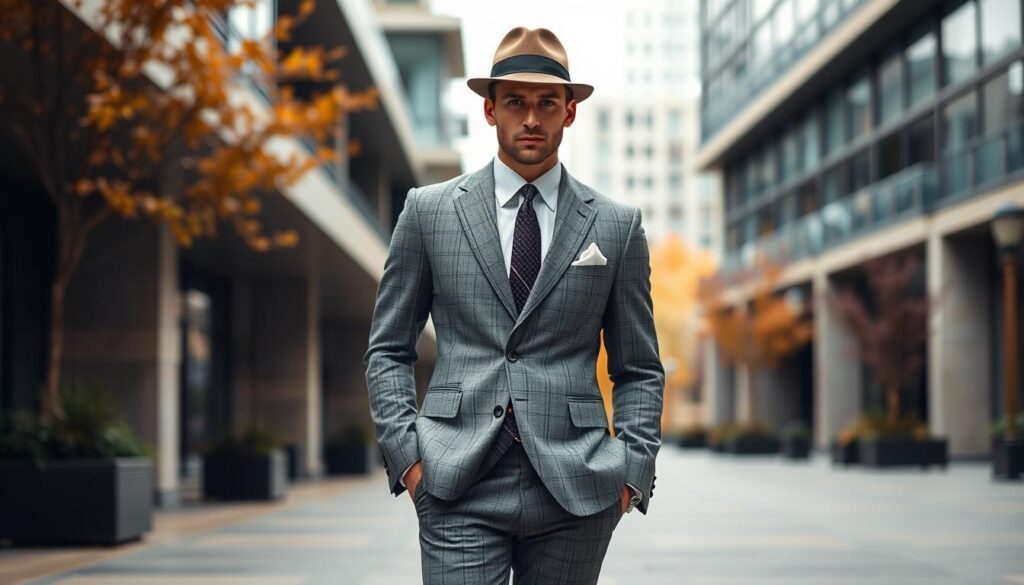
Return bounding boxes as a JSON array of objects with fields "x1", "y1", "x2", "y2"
[{"x1": 500, "y1": 128, "x2": 563, "y2": 168}]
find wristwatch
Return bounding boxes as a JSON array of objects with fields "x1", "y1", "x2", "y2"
[{"x1": 625, "y1": 491, "x2": 641, "y2": 514}]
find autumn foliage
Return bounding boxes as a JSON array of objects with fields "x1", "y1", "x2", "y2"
[
  {"x1": 0, "y1": 0, "x2": 377, "y2": 419},
  {"x1": 701, "y1": 256, "x2": 813, "y2": 424},
  {"x1": 829, "y1": 252, "x2": 934, "y2": 427},
  {"x1": 596, "y1": 235, "x2": 716, "y2": 432}
]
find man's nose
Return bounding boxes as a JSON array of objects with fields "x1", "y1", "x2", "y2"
[{"x1": 523, "y1": 107, "x2": 540, "y2": 129}]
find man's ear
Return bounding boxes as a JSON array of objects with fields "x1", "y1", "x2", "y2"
[
  {"x1": 563, "y1": 99, "x2": 577, "y2": 128},
  {"x1": 484, "y1": 99, "x2": 497, "y2": 127}
]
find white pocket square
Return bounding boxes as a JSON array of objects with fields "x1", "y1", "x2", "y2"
[{"x1": 571, "y1": 242, "x2": 608, "y2": 266}]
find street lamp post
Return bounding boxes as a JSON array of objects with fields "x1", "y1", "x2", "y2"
[{"x1": 992, "y1": 203, "x2": 1024, "y2": 480}]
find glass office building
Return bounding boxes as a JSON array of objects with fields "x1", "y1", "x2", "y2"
[{"x1": 698, "y1": 0, "x2": 1024, "y2": 456}]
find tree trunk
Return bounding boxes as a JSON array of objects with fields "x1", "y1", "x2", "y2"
[
  {"x1": 885, "y1": 383, "x2": 901, "y2": 426},
  {"x1": 44, "y1": 277, "x2": 67, "y2": 422}
]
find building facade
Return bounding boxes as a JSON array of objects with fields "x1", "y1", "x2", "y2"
[
  {"x1": 570, "y1": 0, "x2": 722, "y2": 253},
  {"x1": 0, "y1": 0, "x2": 462, "y2": 506},
  {"x1": 698, "y1": 0, "x2": 1024, "y2": 456}
]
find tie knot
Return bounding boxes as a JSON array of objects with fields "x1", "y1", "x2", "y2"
[{"x1": 517, "y1": 183, "x2": 538, "y2": 204}]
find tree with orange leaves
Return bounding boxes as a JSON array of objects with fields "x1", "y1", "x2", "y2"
[
  {"x1": 702, "y1": 256, "x2": 813, "y2": 426},
  {"x1": 596, "y1": 235, "x2": 716, "y2": 432},
  {"x1": 0, "y1": 0, "x2": 377, "y2": 420}
]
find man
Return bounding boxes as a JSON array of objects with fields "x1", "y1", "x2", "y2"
[{"x1": 364, "y1": 26, "x2": 664, "y2": 585}]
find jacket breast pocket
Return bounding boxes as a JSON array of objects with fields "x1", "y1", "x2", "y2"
[
  {"x1": 420, "y1": 387, "x2": 462, "y2": 419},
  {"x1": 567, "y1": 396, "x2": 610, "y2": 428}
]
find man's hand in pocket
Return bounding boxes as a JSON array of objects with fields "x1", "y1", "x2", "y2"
[{"x1": 405, "y1": 460, "x2": 424, "y2": 501}]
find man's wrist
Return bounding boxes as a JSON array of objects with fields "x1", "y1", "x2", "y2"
[{"x1": 399, "y1": 460, "x2": 419, "y2": 488}]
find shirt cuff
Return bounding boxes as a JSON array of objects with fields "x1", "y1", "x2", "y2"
[
  {"x1": 625, "y1": 483, "x2": 642, "y2": 499},
  {"x1": 399, "y1": 460, "x2": 419, "y2": 487}
]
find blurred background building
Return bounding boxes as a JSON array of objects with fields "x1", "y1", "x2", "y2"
[
  {"x1": 697, "y1": 0, "x2": 1024, "y2": 456},
  {"x1": 570, "y1": 0, "x2": 722, "y2": 253},
  {"x1": 0, "y1": 0, "x2": 461, "y2": 506}
]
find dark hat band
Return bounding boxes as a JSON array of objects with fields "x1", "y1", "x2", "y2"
[{"x1": 490, "y1": 54, "x2": 571, "y2": 81}]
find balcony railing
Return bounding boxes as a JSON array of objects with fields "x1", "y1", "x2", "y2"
[
  {"x1": 728, "y1": 163, "x2": 938, "y2": 272},
  {"x1": 939, "y1": 120, "x2": 1024, "y2": 206}
]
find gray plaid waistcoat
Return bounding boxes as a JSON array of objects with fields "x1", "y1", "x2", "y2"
[{"x1": 364, "y1": 162, "x2": 664, "y2": 517}]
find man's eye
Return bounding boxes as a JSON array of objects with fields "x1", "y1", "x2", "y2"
[
  {"x1": 507, "y1": 99, "x2": 522, "y2": 107},
  {"x1": 540, "y1": 100, "x2": 555, "y2": 107}
]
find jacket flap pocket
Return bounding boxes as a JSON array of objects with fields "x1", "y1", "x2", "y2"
[
  {"x1": 568, "y1": 397, "x2": 609, "y2": 428},
  {"x1": 420, "y1": 389, "x2": 462, "y2": 418}
]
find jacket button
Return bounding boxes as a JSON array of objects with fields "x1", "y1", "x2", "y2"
[
  {"x1": 506, "y1": 349, "x2": 519, "y2": 362},
  {"x1": 494, "y1": 405, "x2": 504, "y2": 418}
]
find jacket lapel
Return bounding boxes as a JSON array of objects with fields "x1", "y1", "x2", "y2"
[
  {"x1": 454, "y1": 164, "x2": 519, "y2": 321},
  {"x1": 453, "y1": 162, "x2": 598, "y2": 328}
]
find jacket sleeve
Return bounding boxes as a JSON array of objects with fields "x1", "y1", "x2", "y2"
[
  {"x1": 363, "y1": 187, "x2": 432, "y2": 496},
  {"x1": 602, "y1": 206, "x2": 665, "y2": 515}
]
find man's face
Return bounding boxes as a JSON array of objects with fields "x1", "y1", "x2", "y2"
[{"x1": 484, "y1": 81, "x2": 576, "y2": 168}]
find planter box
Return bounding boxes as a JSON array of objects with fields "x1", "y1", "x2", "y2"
[
  {"x1": 324, "y1": 444, "x2": 369, "y2": 475},
  {"x1": 725, "y1": 435, "x2": 779, "y2": 455},
  {"x1": 284, "y1": 444, "x2": 301, "y2": 481},
  {"x1": 0, "y1": 457, "x2": 153, "y2": 545},
  {"x1": 781, "y1": 436, "x2": 811, "y2": 459},
  {"x1": 858, "y1": 436, "x2": 948, "y2": 469},
  {"x1": 993, "y1": 438, "x2": 1024, "y2": 480},
  {"x1": 203, "y1": 449, "x2": 287, "y2": 501},
  {"x1": 677, "y1": 434, "x2": 706, "y2": 449},
  {"x1": 831, "y1": 440, "x2": 859, "y2": 466}
]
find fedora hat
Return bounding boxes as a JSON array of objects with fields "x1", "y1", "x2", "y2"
[{"x1": 467, "y1": 27, "x2": 594, "y2": 102}]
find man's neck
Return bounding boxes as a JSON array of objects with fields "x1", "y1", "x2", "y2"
[{"x1": 497, "y1": 150, "x2": 559, "y2": 183}]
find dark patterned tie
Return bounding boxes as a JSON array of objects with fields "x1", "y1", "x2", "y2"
[
  {"x1": 503, "y1": 183, "x2": 541, "y2": 443},
  {"x1": 509, "y1": 183, "x2": 541, "y2": 315}
]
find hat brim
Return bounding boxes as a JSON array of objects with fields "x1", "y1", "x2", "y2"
[{"x1": 467, "y1": 72, "x2": 594, "y2": 102}]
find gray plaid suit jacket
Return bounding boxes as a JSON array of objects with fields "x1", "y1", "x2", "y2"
[{"x1": 364, "y1": 162, "x2": 664, "y2": 517}]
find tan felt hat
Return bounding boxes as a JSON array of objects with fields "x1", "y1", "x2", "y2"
[{"x1": 466, "y1": 27, "x2": 594, "y2": 102}]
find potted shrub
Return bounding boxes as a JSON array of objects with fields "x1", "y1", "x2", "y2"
[
  {"x1": 831, "y1": 413, "x2": 880, "y2": 467},
  {"x1": 0, "y1": 383, "x2": 154, "y2": 545},
  {"x1": 677, "y1": 423, "x2": 707, "y2": 449},
  {"x1": 324, "y1": 425, "x2": 371, "y2": 475},
  {"x1": 724, "y1": 422, "x2": 780, "y2": 455},
  {"x1": 831, "y1": 253, "x2": 947, "y2": 470},
  {"x1": 780, "y1": 421, "x2": 811, "y2": 460},
  {"x1": 707, "y1": 422, "x2": 736, "y2": 453},
  {"x1": 990, "y1": 413, "x2": 1024, "y2": 480},
  {"x1": 202, "y1": 424, "x2": 287, "y2": 501}
]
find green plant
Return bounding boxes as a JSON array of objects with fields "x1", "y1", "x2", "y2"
[
  {"x1": 990, "y1": 413, "x2": 1024, "y2": 439},
  {"x1": 837, "y1": 411, "x2": 929, "y2": 445},
  {"x1": 0, "y1": 382, "x2": 151, "y2": 461},
  {"x1": 781, "y1": 421, "x2": 811, "y2": 441},
  {"x1": 203, "y1": 424, "x2": 283, "y2": 456}
]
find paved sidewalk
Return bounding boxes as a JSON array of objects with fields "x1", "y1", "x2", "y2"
[{"x1": 15, "y1": 447, "x2": 1024, "y2": 585}]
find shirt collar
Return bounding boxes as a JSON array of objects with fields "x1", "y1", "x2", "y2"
[{"x1": 493, "y1": 156, "x2": 560, "y2": 213}]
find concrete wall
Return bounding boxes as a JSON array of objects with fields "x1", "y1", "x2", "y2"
[
  {"x1": 63, "y1": 220, "x2": 181, "y2": 506},
  {"x1": 812, "y1": 271, "x2": 862, "y2": 449}
]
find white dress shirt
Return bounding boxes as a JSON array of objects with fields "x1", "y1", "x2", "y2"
[
  {"x1": 402, "y1": 156, "x2": 641, "y2": 508},
  {"x1": 492, "y1": 155, "x2": 560, "y2": 277}
]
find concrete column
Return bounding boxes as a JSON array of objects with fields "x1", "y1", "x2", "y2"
[
  {"x1": 244, "y1": 267, "x2": 323, "y2": 478},
  {"x1": 700, "y1": 339, "x2": 732, "y2": 426},
  {"x1": 812, "y1": 270, "x2": 862, "y2": 449},
  {"x1": 927, "y1": 233, "x2": 992, "y2": 456},
  {"x1": 63, "y1": 221, "x2": 181, "y2": 507},
  {"x1": 736, "y1": 363, "x2": 752, "y2": 424}
]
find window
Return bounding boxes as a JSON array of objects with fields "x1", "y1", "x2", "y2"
[
  {"x1": 644, "y1": 144, "x2": 655, "y2": 160},
  {"x1": 980, "y1": 0, "x2": 1021, "y2": 65},
  {"x1": 907, "y1": 115, "x2": 936, "y2": 165},
  {"x1": 825, "y1": 89, "x2": 846, "y2": 155},
  {"x1": 878, "y1": 48, "x2": 904, "y2": 124},
  {"x1": 626, "y1": 144, "x2": 635, "y2": 159},
  {"x1": 848, "y1": 149, "x2": 871, "y2": 192},
  {"x1": 626, "y1": 110, "x2": 635, "y2": 128},
  {"x1": 796, "y1": 0, "x2": 819, "y2": 24},
  {"x1": 781, "y1": 125, "x2": 800, "y2": 181},
  {"x1": 801, "y1": 111, "x2": 820, "y2": 170},
  {"x1": 626, "y1": 175, "x2": 636, "y2": 190},
  {"x1": 943, "y1": 90, "x2": 979, "y2": 152},
  {"x1": 597, "y1": 108, "x2": 610, "y2": 131},
  {"x1": 774, "y1": 0, "x2": 795, "y2": 49},
  {"x1": 824, "y1": 163, "x2": 848, "y2": 202},
  {"x1": 907, "y1": 25, "x2": 936, "y2": 107},
  {"x1": 942, "y1": 0, "x2": 978, "y2": 87},
  {"x1": 848, "y1": 72, "x2": 871, "y2": 139},
  {"x1": 982, "y1": 62, "x2": 1024, "y2": 136},
  {"x1": 879, "y1": 131, "x2": 902, "y2": 179}
]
